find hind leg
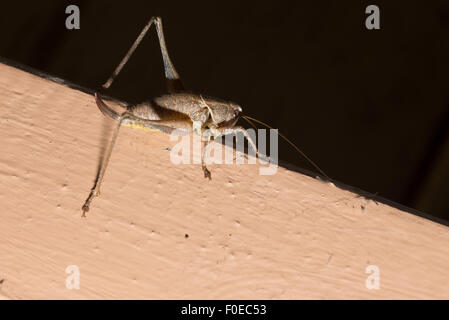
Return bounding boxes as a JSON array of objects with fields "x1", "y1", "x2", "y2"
[{"x1": 101, "y1": 17, "x2": 184, "y2": 93}]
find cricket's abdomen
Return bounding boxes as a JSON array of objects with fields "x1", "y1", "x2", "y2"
[
  {"x1": 95, "y1": 93, "x2": 194, "y2": 134},
  {"x1": 127, "y1": 100, "x2": 193, "y2": 134},
  {"x1": 126, "y1": 93, "x2": 208, "y2": 133}
]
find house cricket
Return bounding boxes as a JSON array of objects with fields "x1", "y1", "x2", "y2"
[{"x1": 82, "y1": 17, "x2": 329, "y2": 216}]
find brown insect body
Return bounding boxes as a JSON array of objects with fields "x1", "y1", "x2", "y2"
[{"x1": 96, "y1": 92, "x2": 242, "y2": 136}]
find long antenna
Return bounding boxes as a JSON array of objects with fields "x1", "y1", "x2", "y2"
[{"x1": 242, "y1": 115, "x2": 330, "y2": 180}]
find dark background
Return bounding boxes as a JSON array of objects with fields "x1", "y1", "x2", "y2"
[{"x1": 1, "y1": 0, "x2": 448, "y2": 220}]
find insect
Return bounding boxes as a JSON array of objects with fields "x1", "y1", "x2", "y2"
[{"x1": 82, "y1": 17, "x2": 329, "y2": 216}]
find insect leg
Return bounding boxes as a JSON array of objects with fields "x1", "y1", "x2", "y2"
[
  {"x1": 82, "y1": 114, "x2": 128, "y2": 216},
  {"x1": 102, "y1": 18, "x2": 156, "y2": 89},
  {"x1": 101, "y1": 17, "x2": 184, "y2": 93},
  {"x1": 152, "y1": 17, "x2": 184, "y2": 93},
  {"x1": 198, "y1": 126, "x2": 265, "y2": 179},
  {"x1": 216, "y1": 126, "x2": 264, "y2": 161},
  {"x1": 199, "y1": 129, "x2": 212, "y2": 179},
  {"x1": 201, "y1": 140, "x2": 212, "y2": 180}
]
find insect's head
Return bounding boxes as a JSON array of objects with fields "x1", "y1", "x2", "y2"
[
  {"x1": 211, "y1": 101, "x2": 242, "y2": 126},
  {"x1": 227, "y1": 102, "x2": 243, "y2": 122}
]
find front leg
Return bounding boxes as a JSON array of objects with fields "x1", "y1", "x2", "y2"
[
  {"x1": 192, "y1": 120, "x2": 203, "y2": 136},
  {"x1": 199, "y1": 126, "x2": 262, "y2": 180},
  {"x1": 201, "y1": 129, "x2": 214, "y2": 179},
  {"x1": 201, "y1": 140, "x2": 212, "y2": 180},
  {"x1": 216, "y1": 126, "x2": 261, "y2": 160},
  {"x1": 191, "y1": 108, "x2": 209, "y2": 136}
]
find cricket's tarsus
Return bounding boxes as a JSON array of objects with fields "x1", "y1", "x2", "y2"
[{"x1": 82, "y1": 16, "x2": 329, "y2": 216}]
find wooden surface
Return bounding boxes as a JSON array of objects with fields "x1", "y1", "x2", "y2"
[{"x1": 0, "y1": 62, "x2": 449, "y2": 299}]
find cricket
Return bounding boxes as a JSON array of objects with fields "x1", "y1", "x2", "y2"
[{"x1": 82, "y1": 16, "x2": 329, "y2": 216}]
